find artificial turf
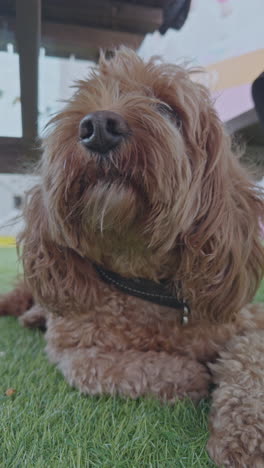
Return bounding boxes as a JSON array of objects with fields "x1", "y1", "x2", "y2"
[{"x1": 0, "y1": 248, "x2": 263, "y2": 468}]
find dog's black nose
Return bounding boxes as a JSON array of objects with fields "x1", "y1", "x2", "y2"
[{"x1": 79, "y1": 111, "x2": 129, "y2": 154}]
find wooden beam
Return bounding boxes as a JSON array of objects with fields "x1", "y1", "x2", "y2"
[
  {"x1": 238, "y1": 123, "x2": 264, "y2": 147},
  {"x1": 225, "y1": 108, "x2": 258, "y2": 135},
  {"x1": 0, "y1": 137, "x2": 40, "y2": 173},
  {"x1": 0, "y1": 138, "x2": 23, "y2": 174},
  {"x1": 41, "y1": 22, "x2": 144, "y2": 60},
  {"x1": 42, "y1": 0, "x2": 161, "y2": 35},
  {"x1": 16, "y1": 0, "x2": 41, "y2": 142},
  {"x1": 0, "y1": 16, "x2": 144, "y2": 60}
]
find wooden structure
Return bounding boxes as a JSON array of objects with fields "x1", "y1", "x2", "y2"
[
  {"x1": 0, "y1": 0, "x2": 163, "y2": 172},
  {"x1": 0, "y1": 0, "x2": 262, "y2": 173}
]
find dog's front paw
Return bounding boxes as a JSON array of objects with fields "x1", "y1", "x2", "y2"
[
  {"x1": 207, "y1": 432, "x2": 264, "y2": 468},
  {"x1": 19, "y1": 304, "x2": 47, "y2": 331},
  {"x1": 207, "y1": 331, "x2": 264, "y2": 468},
  {"x1": 118, "y1": 353, "x2": 211, "y2": 402}
]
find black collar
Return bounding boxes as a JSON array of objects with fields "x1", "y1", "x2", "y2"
[{"x1": 94, "y1": 264, "x2": 190, "y2": 324}]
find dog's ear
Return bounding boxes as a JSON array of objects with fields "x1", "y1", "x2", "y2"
[
  {"x1": 20, "y1": 186, "x2": 94, "y2": 314},
  {"x1": 175, "y1": 92, "x2": 264, "y2": 323}
]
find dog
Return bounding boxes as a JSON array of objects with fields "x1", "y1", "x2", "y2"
[{"x1": 1, "y1": 48, "x2": 264, "y2": 467}]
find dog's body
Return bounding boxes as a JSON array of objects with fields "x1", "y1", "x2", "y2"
[{"x1": 1, "y1": 48, "x2": 264, "y2": 467}]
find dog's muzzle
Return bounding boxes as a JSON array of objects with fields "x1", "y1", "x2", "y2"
[{"x1": 79, "y1": 111, "x2": 130, "y2": 154}]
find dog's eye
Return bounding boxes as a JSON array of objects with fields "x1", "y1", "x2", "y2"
[{"x1": 156, "y1": 103, "x2": 181, "y2": 128}]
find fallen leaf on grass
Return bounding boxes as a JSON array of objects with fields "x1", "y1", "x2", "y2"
[{"x1": 5, "y1": 388, "x2": 16, "y2": 396}]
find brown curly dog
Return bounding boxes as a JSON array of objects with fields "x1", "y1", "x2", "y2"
[{"x1": 1, "y1": 48, "x2": 264, "y2": 467}]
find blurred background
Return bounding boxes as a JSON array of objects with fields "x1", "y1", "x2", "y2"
[{"x1": 0, "y1": 0, "x2": 263, "y2": 242}]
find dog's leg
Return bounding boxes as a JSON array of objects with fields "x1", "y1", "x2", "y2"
[
  {"x1": 46, "y1": 344, "x2": 210, "y2": 402},
  {"x1": 19, "y1": 304, "x2": 48, "y2": 331},
  {"x1": 44, "y1": 312, "x2": 211, "y2": 402},
  {"x1": 0, "y1": 280, "x2": 48, "y2": 330},
  {"x1": 207, "y1": 330, "x2": 264, "y2": 468},
  {"x1": 0, "y1": 281, "x2": 33, "y2": 317}
]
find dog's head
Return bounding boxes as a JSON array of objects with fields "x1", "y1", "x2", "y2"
[{"x1": 24, "y1": 48, "x2": 264, "y2": 321}]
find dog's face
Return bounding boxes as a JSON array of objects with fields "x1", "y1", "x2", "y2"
[
  {"x1": 29, "y1": 47, "x2": 263, "y2": 320},
  {"x1": 42, "y1": 49, "x2": 220, "y2": 267}
]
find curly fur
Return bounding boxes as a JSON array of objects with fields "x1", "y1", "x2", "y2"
[
  {"x1": 0, "y1": 280, "x2": 33, "y2": 317},
  {"x1": 1, "y1": 48, "x2": 264, "y2": 467},
  {"x1": 207, "y1": 306, "x2": 264, "y2": 467}
]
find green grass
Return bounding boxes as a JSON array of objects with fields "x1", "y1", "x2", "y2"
[
  {"x1": 0, "y1": 247, "x2": 22, "y2": 293},
  {"x1": 0, "y1": 248, "x2": 263, "y2": 468},
  {"x1": 254, "y1": 280, "x2": 264, "y2": 303}
]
